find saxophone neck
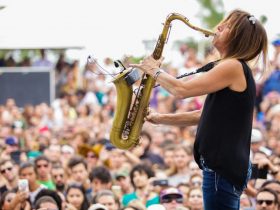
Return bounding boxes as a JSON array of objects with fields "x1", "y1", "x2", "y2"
[
  {"x1": 152, "y1": 13, "x2": 215, "y2": 60},
  {"x1": 166, "y1": 13, "x2": 215, "y2": 37}
]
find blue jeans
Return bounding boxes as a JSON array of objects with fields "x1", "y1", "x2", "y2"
[{"x1": 200, "y1": 157, "x2": 251, "y2": 210}]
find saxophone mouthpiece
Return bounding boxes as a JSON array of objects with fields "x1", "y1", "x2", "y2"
[
  {"x1": 114, "y1": 60, "x2": 120, "y2": 68},
  {"x1": 87, "y1": 55, "x2": 95, "y2": 63},
  {"x1": 114, "y1": 60, "x2": 126, "y2": 72}
]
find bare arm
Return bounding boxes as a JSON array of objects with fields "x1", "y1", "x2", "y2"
[
  {"x1": 146, "y1": 109, "x2": 201, "y2": 126},
  {"x1": 130, "y1": 57, "x2": 246, "y2": 99}
]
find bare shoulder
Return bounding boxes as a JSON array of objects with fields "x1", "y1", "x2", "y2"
[
  {"x1": 216, "y1": 59, "x2": 246, "y2": 91},
  {"x1": 216, "y1": 59, "x2": 243, "y2": 72}
]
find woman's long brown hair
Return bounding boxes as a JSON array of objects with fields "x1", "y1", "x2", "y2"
[{"x1": 219, "y1": 9, "x2": 268, "y2": 72}]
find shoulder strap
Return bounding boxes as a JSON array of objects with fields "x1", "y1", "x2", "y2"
[
  {"x1": 176, "y1": 60, "x2": 220, "y2": 80},
  {"x1": 238, "y1": 60, "x2": 251, "y2": 80}
]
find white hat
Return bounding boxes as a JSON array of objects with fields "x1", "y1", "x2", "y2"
[
  {"x1": 61, "y1": 145, "x2": 75, "y2": 154},
  {"x1": 88, "y1": 203, "x2": 108, "y2": 210},
  {"x1": 147, "y1": 204, "x2": 166, "y2": 210},
  {"x1": 251, "y1": 128, "x2": 263, "y2": 143}
]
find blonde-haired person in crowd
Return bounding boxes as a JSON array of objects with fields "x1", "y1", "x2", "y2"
[
  {"x1": 168, "y1": 145, "x2": 192, "y2": 187},
  {"x1": 187, "y1": 187, "x2": 203, "y2": 210},
  {"x1": 131, "y1": 9, "x2": 268, "y2": 209},
  {"x1": 93, "y1": 189, "x2": 120, "y2": 210}
]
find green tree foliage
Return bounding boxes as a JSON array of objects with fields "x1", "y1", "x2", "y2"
[
  {"x1": 259, "y1": 15, "x2": 267, "y2": 24},
  {"x1": 196, "y1": 0, "x2": 225, "y2": 29}
]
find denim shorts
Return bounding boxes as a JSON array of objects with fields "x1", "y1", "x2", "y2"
[{"x1": 200, "y1": 156, "x2": 252, "y2": 210}]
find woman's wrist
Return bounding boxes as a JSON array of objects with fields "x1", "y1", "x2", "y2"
[
  {"x1": 152, "y1": 69, "x2": 164, "y2": 80},
  {"x1": 147, "y1": 67, "x2": 158, "y2": 76}
]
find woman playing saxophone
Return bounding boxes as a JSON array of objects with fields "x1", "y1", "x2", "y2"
[{"x1": 130, "y1": 9, "x2": 268, "y2": 209}]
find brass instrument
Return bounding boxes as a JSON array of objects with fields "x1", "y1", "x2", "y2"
[{"x1": 110, "y1": 13, "x2": 215, "y2": 150}]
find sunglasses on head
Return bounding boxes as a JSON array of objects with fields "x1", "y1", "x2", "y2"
[
  {"x1": 1, "y1": 167, "x2": 12, "y2": 174},
  {"x1": 257, "y1": 199, "x2": 275, "y2": 205},
  {"x1": 161, "y1": 196, "x2": 183, "y2": 204}
]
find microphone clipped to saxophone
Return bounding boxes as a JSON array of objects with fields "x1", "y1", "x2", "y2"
[{"x1": 109, "y1": 13, "x2": 215, "y2": 150}]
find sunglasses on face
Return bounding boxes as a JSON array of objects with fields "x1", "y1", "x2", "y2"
[
  {"x1": 161, "y1": 197, "x2": 183, "y2": 204},
  {"x1": 1, "y1": 167, "x2": 12, "y2": 174},
  {"x1": 257, "y1": 199, "x2": 275, "y2": 205}
]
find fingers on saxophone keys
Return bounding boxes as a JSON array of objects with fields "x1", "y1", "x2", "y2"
[{"x1": 144, "y1": 107, "x2": 150, "y2": 122}]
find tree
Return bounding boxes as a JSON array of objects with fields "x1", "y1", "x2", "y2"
[{"x1": 196, "y1": 0, "x2": 225, "y2": 29}]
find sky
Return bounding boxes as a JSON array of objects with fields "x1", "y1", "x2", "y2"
[{"x1": 0, "y1": 0, "x2": 279, "y2": 63}]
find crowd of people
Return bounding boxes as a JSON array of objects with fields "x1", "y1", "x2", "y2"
[{"x1": 0, "y1": 32, "x2": 280, "y2": 209}]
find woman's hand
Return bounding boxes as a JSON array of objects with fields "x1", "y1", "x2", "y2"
[
  {"x1": 145, "y1": 108, "x2": 161, "y2": 124},
  {"x1": 130, "y1": 56, "x2": 164, "y2": 75}
]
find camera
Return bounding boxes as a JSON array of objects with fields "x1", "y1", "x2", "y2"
[
  {"x1": 153, "y1": 179, "x2": 169, "y2": 186},
  {"x1": 251, "y1": 164, "x2": 268, "y2": 179}
]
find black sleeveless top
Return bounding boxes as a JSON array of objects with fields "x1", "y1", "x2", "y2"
[{"x1": 194, "y1": 60, "x2": 256, "y2": 188}]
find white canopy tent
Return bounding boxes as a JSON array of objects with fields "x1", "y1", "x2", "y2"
[
  {"x1": 0, "y1": 0, "x2": 278, "y2": 61},
  {"x1": 0, "y1": 0, "x2": 85, "y2": 50}
]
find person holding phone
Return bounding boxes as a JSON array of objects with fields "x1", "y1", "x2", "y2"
[
  {"x1": 19, "y1": 162, "x2": 46, "y2": 206},
  {"x1": 2, "y1": 189, "x2": 31, "y2": 210}
]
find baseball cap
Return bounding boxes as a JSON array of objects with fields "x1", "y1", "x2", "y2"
[
  {"x1": 61, "y1": 145, "x2": 75, "y2": 154},
  {"x1": 27, "y1": 151, "x2": 43, "y2": 160},
  {"x1": 251, "y1": 128, "x2": 263, "y2": 143},
  {"x1": 160, "y1": 187, "x2": 183, "y2": 201},
  {"x1": 88, "y1": 204, "x2": 108, "y2": 210},
  {"x1": 272, "y1": 39, "x2": 280, "y2": 46},
  {"x1": 115, "y1": 170, "x2": 129, "y2": 180},
  {"x1": 5, "y1": 136, "x2": 18, "y2": 146}
]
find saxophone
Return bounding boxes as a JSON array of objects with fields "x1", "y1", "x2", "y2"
[{"x1": 110, "y1": 13, "x2": 215, "y2": 150}]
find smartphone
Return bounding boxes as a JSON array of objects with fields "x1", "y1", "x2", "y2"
[
  {"x1": 153, "y1": 179, "x2": 169, "y2": 186},
  {"x1": 258, "y1": 166, "x2": 269, "y2": 179},
  {"x1": 18, "y1": 179, "x2": 29, "y2": 192}
]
